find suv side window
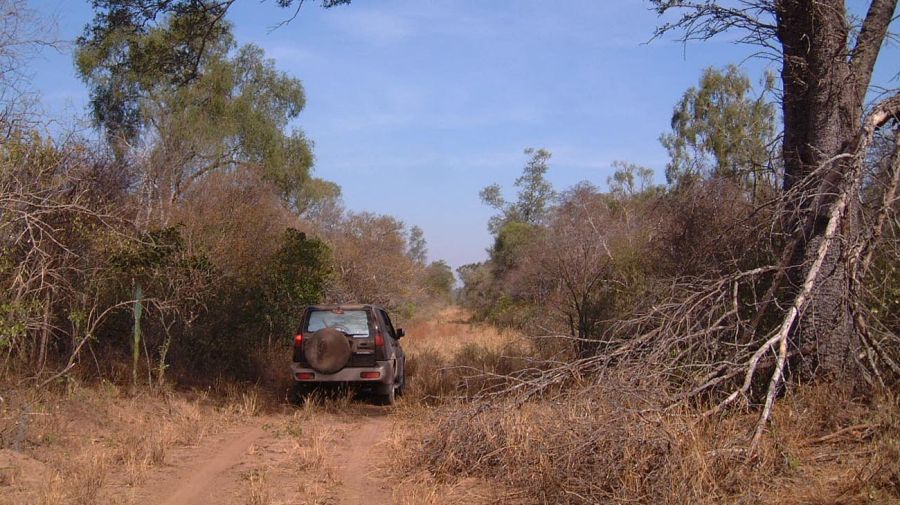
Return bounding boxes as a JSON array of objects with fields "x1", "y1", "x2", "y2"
[{"x1": 379, "y1": 309, "x2": 396, "y2": 339}]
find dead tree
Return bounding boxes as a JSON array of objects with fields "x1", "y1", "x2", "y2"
[{"x1": 652, "y1": 0, "x2": 898, "y2": 373}]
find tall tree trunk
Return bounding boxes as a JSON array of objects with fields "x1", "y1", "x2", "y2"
[{"x1": 776, "y1": 0, "x2": 897, "y2": 376}]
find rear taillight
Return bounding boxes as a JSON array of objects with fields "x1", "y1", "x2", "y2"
[
  {"x1": 294, "y1": 334, "x2": 303, "y2": 347},
  {"x1": 360, "y1": 371, "x2": 381, "y2": 379},
  {"x1": 296, "y1": 372, "x2": 314, "y2": 380},
  {"x1": 374, "y1": 332, "x2": 384, "y2": 347}
]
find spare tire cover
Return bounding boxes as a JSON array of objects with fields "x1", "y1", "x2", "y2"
[{"x1": 304, "y1": 328, "x2": 351, "y2": 374}]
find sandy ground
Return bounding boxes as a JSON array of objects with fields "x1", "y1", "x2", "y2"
[
  {"x1": 0, "y1": 309, "x2": 492, "y2": 505},
  {"x1": 109, "y1": 408, "x2": 395, "y2": 505}
]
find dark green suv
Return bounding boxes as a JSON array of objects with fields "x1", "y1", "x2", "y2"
[{"x1": 290, "y1": 304, "x2": 406, "y2": 405}]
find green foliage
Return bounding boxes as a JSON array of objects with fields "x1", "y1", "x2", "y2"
[
  {"x1": 149, "y1": 41, "x2": 314, "y2": 204},
  {"x1": 78, "y1": 14, "x2": 316, "y2": 208},
  {"x1": 463, "y1": 148, "x2": 558, "y2": 324},
  {"x1": 481, "y1": 148, "x2": 556, "y2": 233},
  {"x1": 484, "y1": 295, "x2": 535, "y2": 330},
  {"x1": 456, "y1": 262, "x2": 496, "y2": 318},
  {"x1": 77, "y1": 1, "x2": 235, "y2": 144},
  {"x1": 109, "y1": 227, "x2": 186, "y2": 273},
  {"x1": 107, "y1": 226, "x2": 214, "y2": 301},
  {"x1": 490, "y1": 221, "x2": 539, "y2": 275},
  {"x1": 424, "y1": 260, "x2": 454, "y2": 300},
  {"x1": 163, "y1": 226, "x2": 332, "y2": 379},
  {"x1": 660, "y1": 65, "x2": 777, "y2": 191},
  {"x1": 76, "y1": 0, "x2": 350, "y2": 146},
  {"x1": 0, "y1": 0, "x2": 458, "y2": 387},
  {"x1": 408, "y1": 225, "x2": 428, "y2": 265},
  {"x1": 261, "y1": 228, "x2": 332, "y2": 332},
  {"x1": 607, "y1": 161, "x2": 658, "y2": 198},
  {"x1": 0, "y1": 302, "x2": 32, "y2": 349},
  {"x1": 295, "y1": 177, "x2": 342, "y2": 218}
]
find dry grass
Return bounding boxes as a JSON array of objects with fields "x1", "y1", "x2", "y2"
[
  {"x1": 241, "y1": 467, "x2": 272, "y2": 505},
  {"x1": 4, "y1": 307, "x2": 890, "y2": 505},
  {"x1": 257, "y1": 400, "x2": 343, "y2": 505},
  {"x1": 403, "y1": 306, "x2": 514, "y2": 359},
  {"x1": 0, "y1": 379, "x2": 245, "y2": 504},
  {"x1": 402, "y1": 306, "x2": 535, "y2": 401},
  {"x1": 391, "y1": 307, "x2": 900, "y2": 505},
  {"x1": 392, "y1": 377, "x2": 899, "y2": 505}
]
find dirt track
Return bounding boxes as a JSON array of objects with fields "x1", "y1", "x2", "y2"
[
  {"x1": 0, "y1": 310, "x2": 486, "y2": 505},
  {"x1": 115, "y1": 407, "x2": 394, "y2": 505}
]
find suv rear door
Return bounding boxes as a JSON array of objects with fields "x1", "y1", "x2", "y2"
[{"x1": 294, "y1": 307, "x2": 378, "y2": 367}]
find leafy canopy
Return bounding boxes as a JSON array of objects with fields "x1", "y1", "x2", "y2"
[
  {"x1": 77, "y1": 8, "x2": 319, "y2": 207},
  {"x1": 659, "y1": 65, "x2": 777, "y2": 191},
  {"x1": 480, "y1": 148, "x2": 556, "y2": 234},
  {"x1": 77, "y1": 0, "x2": 351, "y2": 142}
]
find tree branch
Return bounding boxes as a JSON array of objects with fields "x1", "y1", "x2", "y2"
[{"x1": 850, "y1": 0, "x2": 899, "y2": 104}]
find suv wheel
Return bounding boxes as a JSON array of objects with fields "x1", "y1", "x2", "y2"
[
  {"x1": 396, "y1": 371, "x2": 406, "y2": 397},
  {"x1": 376, "y1": 383, "x2": 397, "y2": 406}
]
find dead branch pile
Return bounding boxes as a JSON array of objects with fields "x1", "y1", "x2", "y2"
[
  {"x1": 406, "y1": 379, "x2": 899, "y2": 505},
  {"x1": 463, "y1": 94, "x2": 900, "y2": 450}
]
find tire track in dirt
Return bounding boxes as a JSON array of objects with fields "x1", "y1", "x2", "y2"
[
  {"x1": 330, "y1": 415, "x2": 392, "y2": 505},
  {"x1": 117, "y1": 409, "x2": 396, "y2": 505},
  {"x1": 152, "y1": 424, "x2": 266, "y2": 505}
]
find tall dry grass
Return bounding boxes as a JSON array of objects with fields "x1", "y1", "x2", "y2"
[
  {"x1": 394, "y1": 379, "x2": 899, "y2": 504},
  {"x1": 402, "y1": 306, "x2": 536, "y2": 401},
  {"x1": 392, "y1": 308, "x2": 900, "y2": 505},
  {"x1": 402, "y1": 306, "x2": 514, "y2": 358},
  {"x1": 0, "y1": 379, "x2": 254, "y2": 504}
]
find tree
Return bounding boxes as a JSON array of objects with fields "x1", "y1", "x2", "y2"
[
  {"x1": 511, "y1": 182, "x2": 656, "y2": 357},
  {"x1": 323, "y1": 212, "x2": 420, "y2": 310},
  {"x1": 659, "y1": 65, "x2": 777, "y2": 193},
  {"x1": 490, "y1": 220, "x2": 539, "y2": 277},
  {"x1": 424, "y1": 260, "x2": 454, "y2": 301},
  {"x1": 456, "y1": 262, "x2": 496, "y2": 316},
  {"x1": 652, "y1": 0, "x2": 899, "y2": 377},
  {"x1": 607, "y1": 161, "x2": 656, "y2": 198},
  {"x1": 295, "y1": 177, "x2": 342, "y2": 219},
  {"x1": 78, "y1": 19, "x2": 318, "y2": 225},
  {"x1": 481, "y1": 148, "x2": 556, "y2": 233},
  {"x1": 652, "y1": 0, "x2": 900, "y2": 448},
  {"x1": 76, "y1": 0, "x2": 350, "y2": 147},
  {"x1": 261, "y1": 228, "x2": 332, "y2": 339},
  {"x1": 407, "y1": 225, "x2": 427, "y2": 265}
]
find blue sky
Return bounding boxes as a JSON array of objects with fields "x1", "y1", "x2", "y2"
[{"x1": 27, "y1": 0, "x2": 899, "y2": 270}]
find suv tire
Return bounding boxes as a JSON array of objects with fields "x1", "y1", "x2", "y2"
[
  {"x1": 304, "y1": 327, "x2": 351, "y2": 374},
  {"x1": 396, "y1": 370, "x2": 406, "y2": 397},
  {"x1": 376, "y1": 382, "x2": 397, "y2": 406}
]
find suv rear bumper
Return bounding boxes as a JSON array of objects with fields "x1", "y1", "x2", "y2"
[{"x1": 291, "y1": 360, "x2": 395, "y2": 385}]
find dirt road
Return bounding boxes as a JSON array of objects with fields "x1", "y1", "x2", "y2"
[
  {"x1": 112, "y1": 406, "x2": 395, "y2": 505},
  {"x1": 0, "y1": 310, "x2": 489, "y2": 505}
]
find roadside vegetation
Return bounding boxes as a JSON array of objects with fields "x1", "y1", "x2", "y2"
[
  {"x1": 397, "y1": 2, "x2": 900, "y2": 503},
  {"x1": 0, "y1": 0, "x2": 453, "y2": 391},
  {"x1": 1, "y1": 1, "x2": 898, "y2": 504}
]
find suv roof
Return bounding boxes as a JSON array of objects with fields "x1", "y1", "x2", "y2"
[{"x1": 304, "y1": 304, "x2": 387, "y2": 312}]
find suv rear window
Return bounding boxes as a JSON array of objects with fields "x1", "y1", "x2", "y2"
[{"x1": 305, "y1": 309, "x2": 370, "y2": 336}]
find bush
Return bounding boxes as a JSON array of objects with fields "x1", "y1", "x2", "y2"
[{"x1": 404, "y1": 380, "x2": 900, "y2": 504}]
